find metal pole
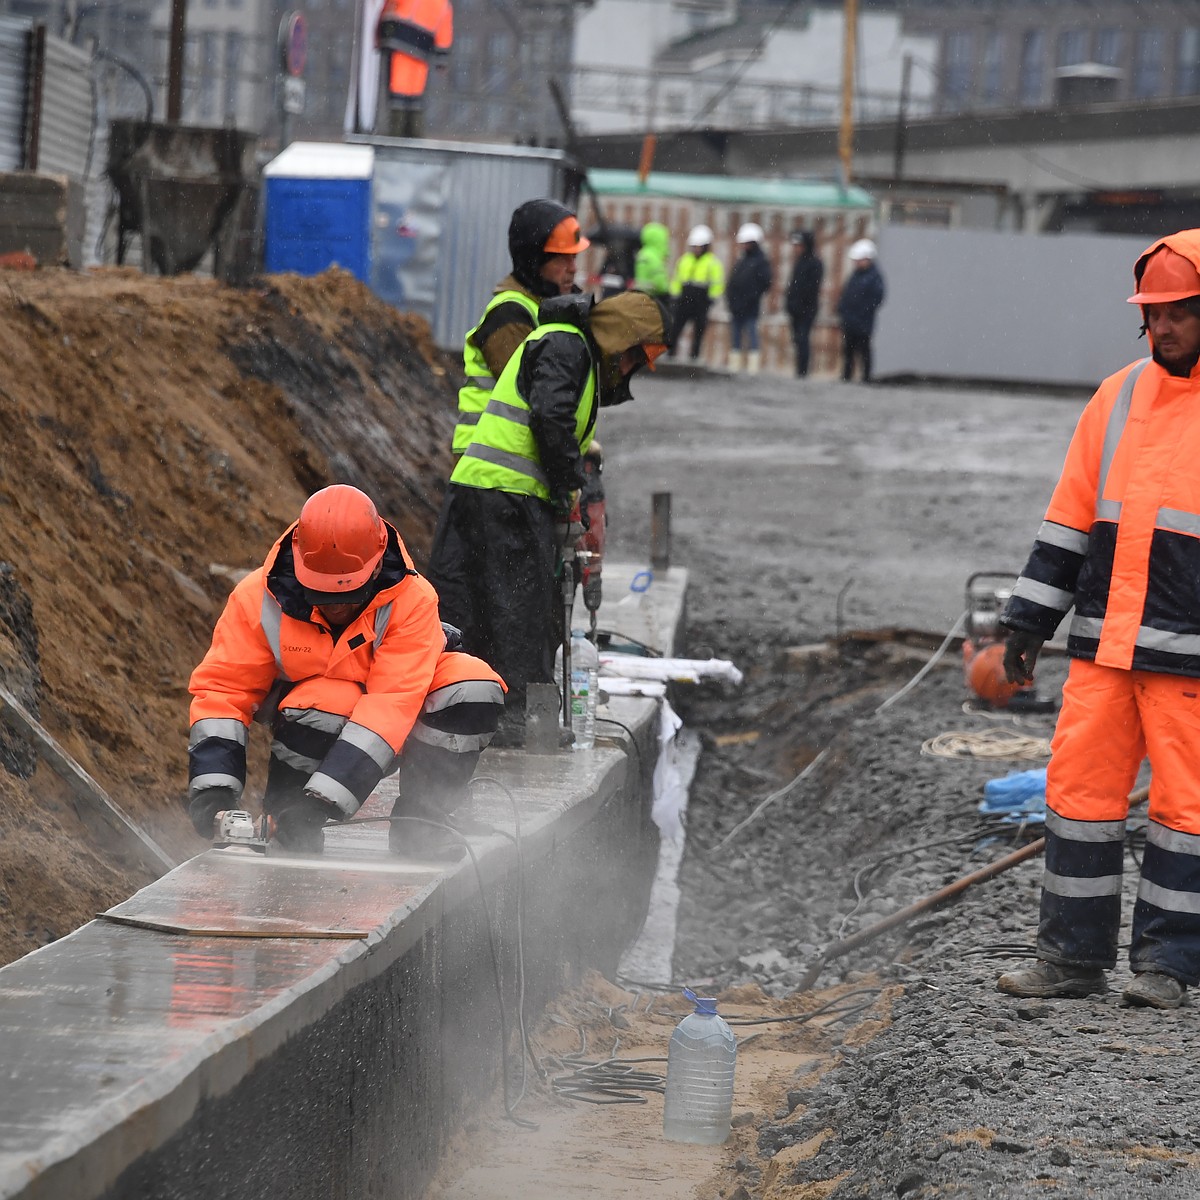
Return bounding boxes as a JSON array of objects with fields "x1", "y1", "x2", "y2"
[
  {"x1": 893, "y1": 52, "x2": 912, "y2": 180},
  {"x1": 838, "y1": 0, "x2": 858, "y2": 186},
  {"x1": 166, "y1": 0, "x2": 186, "y2": 121},
  {"x1": 650, "y1": 492, "x2": 672, "y2": 573}
]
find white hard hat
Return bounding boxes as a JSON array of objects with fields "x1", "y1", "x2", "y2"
[
  {"x1": 848, "y1": 238, "x2": 877, "y2": 262},
  {"x1": 687, "y1": 224, "x2": 714, "y2": 248},
  {"x1": 736, "y1": 222, "x2": 764, "y2": 244}
]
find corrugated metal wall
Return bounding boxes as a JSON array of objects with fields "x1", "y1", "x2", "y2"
[
  {"x1": 358, "y1": 138, "x2": 576, "y2": 348},
  {"x1": 36, "y1": 35, "x2": 92, "y2": 178},
  {"x1": 0, "y1": 17, "x2": 31, "y2": 172}
]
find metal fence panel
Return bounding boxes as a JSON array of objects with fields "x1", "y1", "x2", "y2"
[
  {"x1": 872, "y1": 225, "x2": 1151, "y2": 388},
  {"x1": 353, "y1": 137, "x2": 576, "y2": 348},
  {"x1": 0, "y1": 17, "x2": 30, "y2": 172},
  {"x1": 37, "y1": 34, "x2": 92, "y2": 179}
]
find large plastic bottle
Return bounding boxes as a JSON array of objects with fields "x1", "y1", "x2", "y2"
[
  {"x1": 553, "y1": 630, "x2": 600, "y2": 750},
  {"x1": 662, "y1": 988, "x2": 737, "y2": 1144}
]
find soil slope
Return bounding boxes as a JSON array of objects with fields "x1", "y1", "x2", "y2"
[{"x1": 0, "y1": 266, "x2": 458, "y2": 965}]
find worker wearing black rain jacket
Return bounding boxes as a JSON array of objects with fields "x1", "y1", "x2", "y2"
[
  {"x1": 785, "y1": 230, "x2": 824, "y2": 377},
  {"x1": 428, "y1": 289, "x2": 669, "y2": 746},
  {"x1": 837, "y1": 240, "x2": 885, "y2": 382}
]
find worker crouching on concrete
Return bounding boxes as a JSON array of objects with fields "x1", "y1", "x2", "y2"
[
  {"x1": 428, "y1": 290, "x2": 670, "y2": 747},
  {"x1": 187, "y1": 485, "x2": 505, "y2": 857},
  {"x1": 997, "y1": 230, "x2": 1200, "y2": 1010},
  {"x1": 454, "y1": 199, "x2": 590, "y2": 458}
]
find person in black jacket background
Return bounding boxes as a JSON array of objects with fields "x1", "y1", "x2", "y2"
[
  {"x1": 837, "y1": 239, "x2": 886, "y2": 382},
  {"x1": 785, "y1": 229, "x2": 824, "y2": 378},
  {"x1": 726, "y1": 222, "x2": 773, "y2": 373}
]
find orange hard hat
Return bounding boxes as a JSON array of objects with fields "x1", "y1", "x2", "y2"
[
  {"x1": 292, "y1": 485, "x2": 387, "y2": 594},
  {"x1": 1127, "y1": 245, "x2": 1200, "y2": 304},
  {"x1": 965, "y1": 643, "x2": 1022, "y2": 708},
  {"x1": 543, "y1": 215, "x2": 590, "y2": 255}
]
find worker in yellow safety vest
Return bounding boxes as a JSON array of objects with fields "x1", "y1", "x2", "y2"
[
  {"x1": 453, "y1": 199, "x2": 590, "y2": 459},
  {"x1": 668, "y1": 223, "x2": 725, "y2": 360}
]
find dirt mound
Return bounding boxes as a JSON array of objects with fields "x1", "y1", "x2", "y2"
[{"x1": 0, "y1": 265, "x2": 460, "y2": 965}]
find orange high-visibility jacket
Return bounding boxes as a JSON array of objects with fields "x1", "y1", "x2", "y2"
[
  {"x1": 188, "y1": 518, "x2": 498, "y2": 811},
  {"x1": 1005, "y1": 230, "x2": 1200, "y2": 677},
  {"x1": 381, "y1": 0, "x2": 452, "y2": 98}
]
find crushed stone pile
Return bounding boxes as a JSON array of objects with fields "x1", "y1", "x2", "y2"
[{"x1": 0, "y1": 266, "x2": 459, "y2": 965}]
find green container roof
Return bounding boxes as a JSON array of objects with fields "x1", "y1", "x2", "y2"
[{"x1": 588, "y1": 168, "x2": 874, "y2": 210}]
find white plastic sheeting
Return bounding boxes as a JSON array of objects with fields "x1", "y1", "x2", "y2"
[
  {"x1": 599, "y1": 654, "x2": 744, "y2": 687},
  {"x1": 616, "y1": 702, "x2": 702, "y2": 987}
]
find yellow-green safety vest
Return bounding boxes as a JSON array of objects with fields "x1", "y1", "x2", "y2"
[
  {"x1": 669, "y1": 251, "x2": 725, "y2": 299},
  {"x1": 451, "y1": 322, "x2": 596, "y2": 503},
  {"x1": 455, "y1": 289, "x2": 540, "y2": 454}
]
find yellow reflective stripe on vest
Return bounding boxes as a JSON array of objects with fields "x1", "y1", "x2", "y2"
[
  {"x1": 455, "y1": 289, "x2": 539, "y2": 454},
  {"x1": 452, "y1": 322, "x2": 595, "y2": 502}
]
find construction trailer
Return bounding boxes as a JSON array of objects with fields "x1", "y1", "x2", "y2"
[
  {"x1": 586, "y1": 168, "x2": 876, "y2": 376},
  {"x1": 262, "y1": 137, "x2": 581, "y2": 350}
]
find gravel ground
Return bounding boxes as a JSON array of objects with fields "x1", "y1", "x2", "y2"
[{"x1": 600, "y1": 370, "x2": 1200, "y2": 1199}]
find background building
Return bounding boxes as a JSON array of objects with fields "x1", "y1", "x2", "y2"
[
  {"x1": 571, "y1": 0, "x2": 937, "y2": 135},
  {"x1": 902, "y1": 0, "x2": 1200, "y2": 114}
]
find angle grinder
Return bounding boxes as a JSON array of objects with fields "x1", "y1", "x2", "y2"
[{"x1": 213, "y1": 810, "x2": 274, "y2": 853}]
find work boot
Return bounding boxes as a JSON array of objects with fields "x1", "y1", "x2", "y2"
[
  {"x1": 1122, "y1": 971, "x2": 1187, "y2": 1009},
  {"x1": 996, "y1": 960, "x2": 1108, "y2": 998}
]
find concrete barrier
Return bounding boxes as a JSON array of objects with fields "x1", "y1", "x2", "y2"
[{"x1": 0, "y1": 565, "x2": 686, "y2": 1200}]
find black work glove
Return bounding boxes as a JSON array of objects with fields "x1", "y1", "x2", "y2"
[
  {"x1": 441, "y1": 621, "x2": 464, "y2": 653},
  {"x1": 1002, "y1": 630, "x2": 1045, "y2": 685},
  {"x1": 188, "y1": 786, "x2": 238, "y2": 838}
]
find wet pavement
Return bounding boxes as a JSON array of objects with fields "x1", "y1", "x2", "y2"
[{"x1": 0, "y1": 565, "x2": 686, "y2": 1200}]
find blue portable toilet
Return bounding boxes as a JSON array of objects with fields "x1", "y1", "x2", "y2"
[{"x1": 263, "y1": 142, "x2": 374, "y2": 282}]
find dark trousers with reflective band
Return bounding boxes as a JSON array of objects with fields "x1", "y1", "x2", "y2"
[
  {"x1": 1040, "y1": 658, "x2": 1200, "y2": 984},
  {"x1": 265, "y1": 658, "x2": 503, "y2": 823},
  {"x1": 427, "y1": 485, "x2": 557, "y2": 725}
]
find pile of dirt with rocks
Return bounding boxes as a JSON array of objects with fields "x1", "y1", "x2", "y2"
[
  {"x1": 671, "y1": 618, "x2": 1198, "y2": 1199},
  {"x1": 0, "y1": 265, "x2": 459, "y2": 966}
]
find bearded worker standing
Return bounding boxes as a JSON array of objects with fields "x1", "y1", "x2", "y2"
[{"x1": 998, "y1": 230, "x2": 1200, "y2": 1010}]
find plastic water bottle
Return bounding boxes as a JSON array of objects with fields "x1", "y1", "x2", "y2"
[
  {"x1": 662, "y1": 988, "x2": 737, "y2": 1144},
  {"x1": 553, "y1": 631, "x2": 600, "y2": 750}
]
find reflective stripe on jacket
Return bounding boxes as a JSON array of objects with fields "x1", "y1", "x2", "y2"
[
  {"x1": 1004, "y1": 353, "x2": 1200, "y2": 676},
  {"x1": 189, "y1": 524, "x2": 455, "y2": 813},
  {"x1": 455, "y1": 288, "x2": 540, "y2": 454},
  {"x1": 669, "y1": 251, "x2": 725, "y2": 299},
  {"x1": 450, "y1": 321, "x2": 597, "y2": 503}
]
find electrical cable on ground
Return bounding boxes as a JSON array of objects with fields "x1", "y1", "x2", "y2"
[
  {"x1": 344, "y1": 809, "x2": 539, "y2": 1129},
  {"x1": 594, "y1": 715, "x2": 643, "y2": 776},
  {"x1": 920, "y1": 729, "x2": 1051, "y2": 761},
  {"x1": 712, "y1": 609, "x2": 974, "y2": 852}
]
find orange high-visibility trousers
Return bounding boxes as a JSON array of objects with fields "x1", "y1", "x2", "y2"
[
  {"x1": 1040, "y1": 657, "x2": 1200, "y2": 983},
  {"x1": 389, "y1": 52, "x2": 429, "y2": 98}
]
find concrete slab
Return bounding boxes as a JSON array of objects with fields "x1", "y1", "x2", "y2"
[{"x1": 0, "y1": 561, "x2": 686, "y2": 1200}]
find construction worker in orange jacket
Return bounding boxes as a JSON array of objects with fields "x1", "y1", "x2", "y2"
[
  {"x1": 997, "y1": 229, "x2": 1200, "y2": 1010},
  {"x1": 377, "y1": 0, "x2": 452, "y2": 138},
  {"x1": 187, "y1": 484, "x2": 504, "y2": 856}
]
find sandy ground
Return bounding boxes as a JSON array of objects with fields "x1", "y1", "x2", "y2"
[{"x1": 0, "y1": 267, "x2": 459, "y2": 965}]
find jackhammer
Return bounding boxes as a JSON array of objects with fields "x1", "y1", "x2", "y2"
[{"x1": 556, "y1": 445, "x2": 606, "y2": 741}]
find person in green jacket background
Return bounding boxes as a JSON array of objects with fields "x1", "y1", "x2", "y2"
[{"x1": 634, "y1": 222, "x2": 670, "y2": 300}]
